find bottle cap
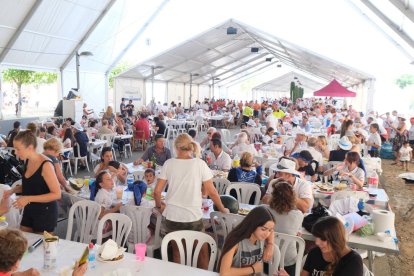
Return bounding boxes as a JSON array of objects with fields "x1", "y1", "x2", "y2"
[
  {"x1": 89, "y1": 243, "x2": 94, "y2": 249},
  {"x1": 0, "y1": 216, "x2": 6, "y2": 221}
]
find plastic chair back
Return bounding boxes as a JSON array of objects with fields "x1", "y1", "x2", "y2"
[
  {"x1": 97, "y1": 213, "x2": 132, "y2": 247},
  {"x1": 275, "y1": 232, "x2": 305, "y2": 276},
  {"x1": 161, "y1": 230, "x2": 217, "y2": 271},
  {"x1": 225, "y1": 183, "x2": 261, "y2": 205},
  {"x1": 66, "y1": 200, "x2": 101, "y2": 243},
  {"x1": 212, "y1": 178, "x2": 231, "y2": 195}
]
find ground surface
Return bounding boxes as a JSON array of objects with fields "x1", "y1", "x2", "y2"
[{"x1": 376, "y1": 159, "x2": 414, "y2": 276}]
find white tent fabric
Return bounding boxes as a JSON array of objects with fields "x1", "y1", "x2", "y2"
[
  {"x1": 0, "y1": 0, "x2": 414, "y2": 115},
  {"x1": 252, "y1": 71, "x2": 326, "y2": 99}
]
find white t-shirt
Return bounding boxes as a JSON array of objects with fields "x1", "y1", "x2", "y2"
[
  {"x1": 159, "y1": 158, "x2": 213, "y2": 222},
  {"x1": 367, "y1": 132, "x2": 382, "y2": 150},
  {"x1": 208, "y1": 150, "x2": 232, "y2": 171},
  {"x1": 399, "y1": 146, "x2": 412, "y2": 161},
  {"x1": 95, "y1": 188, "x2": 116, "y2": 210},
  {"x1": 232, "y1": 143, "x2": 258, "y2": 157},
  {"x1": 266, "y1": 177, "x2": 314, "y2": 212},
  {"x1": 36, "y1": 137, "x2": 46, "y2": 154},
  {"x1": 409, "y1": 125, "x2": 414, "y2": 140},
  {"x1": 307, "y1": 146, "x2": 324, "y2": 167},
  {"x1": 265, "y1": 114, "x2": 278, "y2": 129}
]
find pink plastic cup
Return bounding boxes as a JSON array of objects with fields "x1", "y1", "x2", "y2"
[{"x1": 135, "y1": 243, "x2": 146, "y2": 261}]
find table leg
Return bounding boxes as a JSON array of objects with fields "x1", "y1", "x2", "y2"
[{"x1": 368, "y1": 250, "x2": 374, "y2": 272}]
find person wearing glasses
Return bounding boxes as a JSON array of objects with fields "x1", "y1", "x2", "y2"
[{"x1": 200, "y1": 127, "x2": 217, "y2": 148}]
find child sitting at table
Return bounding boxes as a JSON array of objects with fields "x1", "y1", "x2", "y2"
[
  {"x1": 0, "y1": 229, "x2": 87, "y2": 276},
  {"x1": 94, "y1": 171, "x2": 122, "y2": 219},
  {"x1": 143, "y1": 168, "x2": 156, "y2": 190}
]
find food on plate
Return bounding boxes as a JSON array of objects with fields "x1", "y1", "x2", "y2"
[
  {"x1": 238, "y1": 208, "x2": 251, "y2": 215},
  {"x1": 316, "y1": 183, "x2": 334, "y2": 192},
  {"x1": 68, "y1": 178, "x2": 84, "y2": 191},
  {"x1": 213, "y1": 195, "x2": 239, "y2": 214},
  {"x1": 99, "y1": 239, "x2": 125, "y2": 261},
  {"x1": 335, "y1": 183, "x2": 348, "y2": 190}
]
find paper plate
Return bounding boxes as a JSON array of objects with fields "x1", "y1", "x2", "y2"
[{"x1": 96, "y1": 254, "x2": 124, "y2": 263}]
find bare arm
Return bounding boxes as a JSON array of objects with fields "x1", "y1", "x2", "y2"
[
  {"x1": 219, "y1": 244, "x2": 263, "y2": 276},
  {"x1": 296, "y1": 197, "x2": 311, "y2": 213},
  {"x1": 98, "y1": 203, "x2": 121, "y2": 219},
  {"x1": 203, "y1": 179, "x2": 228, "y2": 213},
  {"x1": 154, "y1": 178, "x2": 167, "y2": 208},
  {"x1": 54, "y1": 163, "x2": 68, "y2": 190},
  {"x1": 301, "y1": 270, "x2": 310, "y2": 276},
  {"x1": 13, "y1": 162, "x2": 61, "y2": 208}
]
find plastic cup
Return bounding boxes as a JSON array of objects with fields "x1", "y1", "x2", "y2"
[{"x1": 135, "y1": 243, "x2": 147, "y2": 261}]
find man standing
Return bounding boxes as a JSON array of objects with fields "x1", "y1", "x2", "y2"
[
  {"x1": 120, "y1": 98, "x2": 127, "y2": 116},
  {"x1": 207, "y1": 139, "x2": 232, "y2": 171},
  {"x1": 126, "y1": 100, "x2": 134, "y2": 117},
  {"x1": 265, "y1": 108, "x2": 278, "y2": 130},
  {"x1": 263, "y1": 157, "x2": 313, "y2": 213},
  {"x1": 242, "y1": 103, "x2": 253, "y2": 124}
]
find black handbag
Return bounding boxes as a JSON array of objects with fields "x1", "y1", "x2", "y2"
[{"x1": 302, "y1": 203, "x2": 330, "y2": 232}]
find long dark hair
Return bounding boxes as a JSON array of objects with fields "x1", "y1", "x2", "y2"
[
  {"x1": 340, "y1": 119, "x2": 353, "y2": 138},
  {"x1": 218, "y1": 206, "x2": 275, "y2": 268},
  {"x1": 94, "y1": 171, "x2": 109, "y2": 197},
  {"x1": 312, "y1": 216, "x2": 347, "y2": 276},
  {"x1": 63, "y1": 128, "x2": 75, "y2": 147}
]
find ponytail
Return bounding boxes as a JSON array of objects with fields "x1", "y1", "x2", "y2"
[{"x1": 191, "y1": 141, "x2": 201, "y2": 158}]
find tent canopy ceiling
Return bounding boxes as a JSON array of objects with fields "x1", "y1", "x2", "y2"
[
  {"x1": 252, "y1": 71, "x2": 326, "y2": 93},
  {"x1": 0, "y1": 0, "x2": 412, "y2": 81},
  {"x1": 117, "y1": 19, "x2": 374, "y2": 88}
]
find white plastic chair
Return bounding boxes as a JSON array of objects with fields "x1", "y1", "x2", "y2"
[
  {"x1": 212, "y1": 178, "x2": 231, "y2": 195},
  {"x1": 97, "y1": 213, "x2": 132, "y2": 247},
  {"x1": 100, "y1": 134, "x2": 117, "y2": 160},
  {"x1": 220, "y1": 129, "x2": 233, "y2": 146},
  {"x1": 71, "y1": 145, "x2": 90, "y2": 175},
  {"x1": 363, "y1": 263, "x2": 374, "y2": 276},
  {"x1": 225, "y1": 183, "x2": 261, "y2": 205},
  {"x1": 274, "y1": 232, "x2": 305, "y2": 276},
  {"x1": 328, "y1": 134, "x2": 340, "y2": 150},
  {"x1": 268, "y1": 244, "x2": 282, "y2": 276},
  {"x1": 210, "y1": 211, "x2": 243, "y2": 249},
  {"x1": 60, "y1": 148, "x2": 73, "y2": 176},
  {"x1": 66, "y1": 200, "x2": 101, "y2": 243},
  {"x1": 161, "y1": 230, "x2": 218, "y2": 271},
  {"x1": 121, "y1": 205, "x2": 162, "y2": 257}
]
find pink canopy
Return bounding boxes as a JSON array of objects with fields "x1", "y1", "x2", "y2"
[{"x1": 313, "y1": 79, "x2": 356, "y2": 97}]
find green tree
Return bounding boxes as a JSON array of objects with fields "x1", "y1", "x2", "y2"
[
  {"x1": 2, "y1": 69, "x2": 57, "y2": 116},
  {"x1": 109, "y1": 62, "x2": 131, "y2": 88},
  {"x1": 395, "y1": 74, "x2": 414, "y2": 89}
]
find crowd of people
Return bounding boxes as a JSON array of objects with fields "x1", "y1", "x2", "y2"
[{"x1": 0, "y1": 95, "x2": 407, "y2": 275}]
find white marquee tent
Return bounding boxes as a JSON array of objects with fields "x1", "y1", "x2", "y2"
[{"x1": 0, "y1": 0, "x2": 413, "y2": 118}]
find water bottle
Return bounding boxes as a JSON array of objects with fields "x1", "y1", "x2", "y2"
[
  {"x1": 368, "y1": 170, "x2": 379, "y2": 189},
  {"x1": 127, "y1": 174, "x2": 135, "y2": 185},
  {"x1": 358, "y1": 198, "x2": 365, "y2": 211},
  {"x1": 88, "y1": 243, "x2": 96, "y2": 269}
]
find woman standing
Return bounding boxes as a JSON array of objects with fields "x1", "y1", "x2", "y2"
[
  {"x1": 301, "y1": 216, "x2": 363, "y2": 276},
  {"x1": 154, "y1": 133, "x2": 229, "y2": 269},
  {"x1": 8, "y1": 131, "x2": 61, "y2": 233},
  {"x1": 102, "y1": 106, "x2": 115, "y2": 126},
  {"x1": 268, "y1": 180, "x2": 304, "y2": 276},
  {"x1": 392, "y1": 115, "x2": 409, "y2": 165}
]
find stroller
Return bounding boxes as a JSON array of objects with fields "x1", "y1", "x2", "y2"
[{"x1": 0, "y1": 151, "x2": 24, "y2": 186}]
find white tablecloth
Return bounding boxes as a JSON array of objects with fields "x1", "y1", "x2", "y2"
[{"x1": 20, "y1": 232, "x2": 218, "y2": 276}]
